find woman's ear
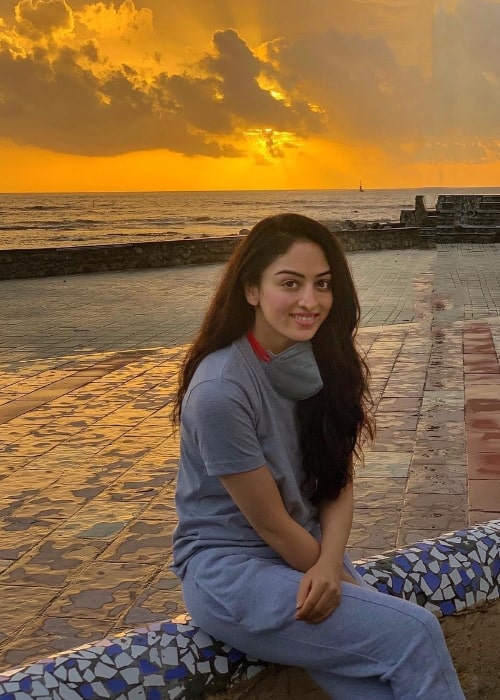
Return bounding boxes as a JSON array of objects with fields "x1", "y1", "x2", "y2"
[{"x1": 244, "y1": 284, "x2": 259, "y2": 307}]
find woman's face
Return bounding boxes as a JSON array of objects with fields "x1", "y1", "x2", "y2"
[{"x1": 245, "y1": 240, "x2": 333, "y2": 354}]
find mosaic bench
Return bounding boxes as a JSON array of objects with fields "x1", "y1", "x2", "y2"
[{"x1": 0, "y1": 520, "x2": 499, "y2": 700}]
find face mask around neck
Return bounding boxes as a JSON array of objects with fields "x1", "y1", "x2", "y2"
[{"x1": 264, "y1": 341, "x2": 323, "y2": 401}]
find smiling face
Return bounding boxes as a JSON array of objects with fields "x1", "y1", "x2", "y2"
[{"x1": 245, "y1": 239, "x2": 333, "y2": 354}]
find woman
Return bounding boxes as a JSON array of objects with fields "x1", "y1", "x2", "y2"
[{"x1": 171, "y1": 213, "x2": 464, "y2": 699}]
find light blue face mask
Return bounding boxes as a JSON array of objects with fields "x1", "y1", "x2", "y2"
[{"x1": 264, "y1": 341, "x2": 323, "y2": 401}]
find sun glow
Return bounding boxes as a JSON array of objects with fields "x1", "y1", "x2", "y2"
[{"x1": 243, "y1": 128, "x2": 299, "y2": 163}]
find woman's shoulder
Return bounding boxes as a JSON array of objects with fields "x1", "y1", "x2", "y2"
[
  {"x1": 186, "y1": 338, "x2": 261, "y2": 408},
  {"x1": 192, "y1": 337, "x2": 255, "y2": 383},
  {"x1": 193, "y1": 343, "x2": 239, "y2": 380}
]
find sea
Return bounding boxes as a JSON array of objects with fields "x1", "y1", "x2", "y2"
[{"x1": 1, "y1": 187, "x2": 499, "y2": 249}]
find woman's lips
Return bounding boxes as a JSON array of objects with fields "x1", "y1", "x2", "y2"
[{"x1": 290, "y1": 313, "x2": 319, "y2": 326}]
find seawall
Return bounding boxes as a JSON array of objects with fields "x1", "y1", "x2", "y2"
[{"x1": 0, "y1": 228, "x2": 425, "y2": 280}]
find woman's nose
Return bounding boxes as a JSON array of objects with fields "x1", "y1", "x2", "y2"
[{"x1": 298, "y1": 285, "x2": 318, "y2": 308}]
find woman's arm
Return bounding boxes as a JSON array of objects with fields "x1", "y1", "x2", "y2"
[
  {"x1": 219, "y1": 465, "x2": 321, "y2": 572},
  {"x1": 318, "y1": 481, "x2": 354, "y2": 569},
  {"x1": 221, "y1": 467, "x2": 357, "y2": 624},
  {"x1": 295, "y1": 483, "x2": 357, "y2": 623}
]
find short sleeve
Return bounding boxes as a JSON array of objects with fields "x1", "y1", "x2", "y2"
[{"x1": 182, "y1": 378, "x2": 266, "y2": 476}]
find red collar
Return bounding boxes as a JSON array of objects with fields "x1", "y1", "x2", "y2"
[{"x1": 246, "y1": 330, "x2": 271, "y2": 363}]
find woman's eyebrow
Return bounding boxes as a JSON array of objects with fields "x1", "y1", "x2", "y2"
[{"x1": 274, "y1": 269, "x2": 331, "y2": 278}]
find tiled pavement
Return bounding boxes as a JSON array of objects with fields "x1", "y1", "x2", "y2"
[{"x1": 1, "y1": 244, "x2": 500, "y2": 670}]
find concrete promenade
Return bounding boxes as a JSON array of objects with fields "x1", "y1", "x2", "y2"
[{"x1": 1, "y1": 243, "x2": 500, "y2": 671}]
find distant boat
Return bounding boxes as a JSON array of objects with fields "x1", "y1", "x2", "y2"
[{"x1": 359, "y1": 181, "x2": 364, "y2": 193}]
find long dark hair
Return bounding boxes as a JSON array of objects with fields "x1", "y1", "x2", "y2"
[{"x1": 173, "y1": 213, "x2": 374, "y2": 505}]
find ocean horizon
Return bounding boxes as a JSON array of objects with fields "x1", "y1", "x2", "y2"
[{"x1": 1, "y1": 187, "x2": 500, "y2": 250}]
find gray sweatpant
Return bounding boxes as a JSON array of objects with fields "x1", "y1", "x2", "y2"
[{"x1": 181, "y1": 548, "x2": 465, "y2": 700}]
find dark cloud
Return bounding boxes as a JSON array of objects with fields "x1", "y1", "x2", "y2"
[
  {"x1": 0, "y1": 42, "x2": 240, "y2": 156},
  {"x1": 201, "y1": 29, "x2": 323, "y2": 134},
  {"x1": 0, "y1": 23, "x2": 321, "y2": 157},
  {"x1": 79, "y1": 38, "x2": 99, "y2": 62},
  {"x1": 262, "y1": 129, "x2": 284, "y2": 159},
  {"x1": 265, "y1": 29, "x2": 429, "y2": 146},
  {"x1": 154, "y1": 73, "x2": 233, "y2": 135},
  {"x1": 15, "y1": 0, "x2": 74, "y2": 40},
  {"x1": 263, "y1": 0, "x2": 500, "y2": 163},
  {"x1": 0, "y1": 0, "x2": 499, "y2": 164}
]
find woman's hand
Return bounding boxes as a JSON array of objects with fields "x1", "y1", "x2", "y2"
[
  {"x1": 295, "y1": 561, "x2": 360, "y2": 624},
  {"x1": 295, "y1": 560, "x2": 342, "y2": 624}
]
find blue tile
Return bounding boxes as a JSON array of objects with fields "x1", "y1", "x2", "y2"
[
  {"x1": 422, "y1": 572, "x2": 441, "y2": 591},
  {"x1": 106, "y1": 677, "x2": 128, "y2": 693},
  {"x1": 459, "y1": 569, "x2": 471, "y2": 585},
  {"x1": 78, "y1": 683, "x2": 94, "y2": 699},
  {"x1": 227, "y1": 648, "x2": 244, "y2": 663},
  {"x1": 391, "y1": 577, "x2": 405, "y2": 594},
  {"x1": 19, "y1": 678, "x2": 32, "y2": 693},
  {"x1": 440, "y1": 601, "x2": 456, "y2": 616},
  {"x1": 147, "y1": 690, "x2": 163, "y2": 700},
  {"x1": 470, "y1": 561, "x2": 483, "y2": 577},
  {"x1": 139, "y1": 659, "x2": 160, "y2": 676},
  {"x1": 165, "y1": 666, "x2": 188, "y2": 681},
  {"x1": 394, "y1": 557, "x2": 412, "y2": 573},
  {"x1": 415, "y1": 543, "x2": 433, "y2": 554},
  {"x1": 105, "y1": 644, "x2": 124, "y2": 657},
  {"x1": 201, "y1": 648, "x2": 215, "y2": 660}
]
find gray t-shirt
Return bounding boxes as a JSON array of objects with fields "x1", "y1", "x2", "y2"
[{"x1": 172, "y1": 335, "x2": 320, "y2": 578}]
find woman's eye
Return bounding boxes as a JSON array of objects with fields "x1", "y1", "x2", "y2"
[
  {"x1": 283, "y1": 280, "x2": 298, "y2": 288},
  {"x1": 317, "y1": 279, "x2": 331, "y2": 290}
]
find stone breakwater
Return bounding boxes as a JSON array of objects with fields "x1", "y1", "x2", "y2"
[{"x1": 0, "y1": 228, "x2": 425, "y2": 280}]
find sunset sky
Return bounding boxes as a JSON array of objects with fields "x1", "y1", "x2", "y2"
[{"x1": 1, "y1": 0, "x2": 499, "y2": 192}]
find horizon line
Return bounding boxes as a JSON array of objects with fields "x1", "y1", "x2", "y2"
[{"x1": 2, "y1": 185, "x2": 500, "y2": 196}]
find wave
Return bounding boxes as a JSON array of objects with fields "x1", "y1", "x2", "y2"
[
  {"x1": 1, "y1": 188, "x2": 445, "y2": 248},
  {"x1": 0, "y1": 223, "x2": 78, "y2": 231},
  {"x1": 278, "y1": 198, "x2": 309, "y2": 204},
  {"x1": 20, "y1": 205, "x2": 69, "y2": 211}
]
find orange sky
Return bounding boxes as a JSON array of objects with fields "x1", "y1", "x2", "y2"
[{"x1": 1, "y1": 0, "x2": 499, "y2": 192}]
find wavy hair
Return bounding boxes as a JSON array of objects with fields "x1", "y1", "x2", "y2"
[{"x1": 172, "y1": 213, "x2": 374, "y2": 505}]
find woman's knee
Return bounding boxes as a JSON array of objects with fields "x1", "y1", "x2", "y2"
[{"x1": 395, "y1": 602, "x2": 446, "y2": 655}]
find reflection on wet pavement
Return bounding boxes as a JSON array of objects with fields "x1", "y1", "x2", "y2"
[{"x1": 0, "y1": 244, "x2": 499, "y2": 669}]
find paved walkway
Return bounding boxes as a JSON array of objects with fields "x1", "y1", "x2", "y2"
[{"x1": 0, "y1": 244, "x2": 499, "y2": 671}]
